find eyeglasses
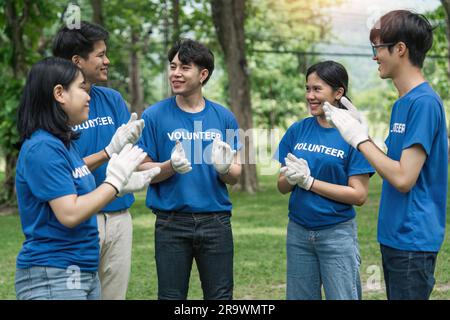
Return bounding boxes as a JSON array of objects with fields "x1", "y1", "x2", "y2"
[{"x1": 371, "y1": 42, "x2": 396, "y2": 57}]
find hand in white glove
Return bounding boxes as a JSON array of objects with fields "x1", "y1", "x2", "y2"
[
  {"x1": 104, "y1": 144, "x2": 147, "y2": 194},
  {"x1": 211, "y1": 136, "x2": 236, "y2": 174},
  {"x1": 323, "y1": 100, "x2": 369, "y2": 149},
  {"x1": 339, "y1": 97, "x2": 369, "y2": 133},
  {"x1": 280, "y1": 153, "x2": 314, "y2": 190},
  {"x1": 105, "y1": 113, "x2": 145, "y2": 158},
  {"x1": 118, "y1": 167, "x2": 161, "y2": 197},
  {"x1": 170, "y1": 140, "x2": 192, "y2": 174}
]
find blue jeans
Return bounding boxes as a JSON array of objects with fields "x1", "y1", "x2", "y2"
[
  {"x1": 286, "y1": 219, "x2": 361, "y2": 300},
  {"x1": 380, "y1": 244, "x2": 437, "y2": 300},
  {"x1": 154, "y1": 211, "x2": 234, "y2": 300},
  {"x1": 15, "y1": 266, "x2": 100, "y2": 300}
]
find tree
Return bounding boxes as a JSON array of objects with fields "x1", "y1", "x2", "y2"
[
  {"x1": 0, "y1": 0, "x2": 58, "y2": 206},
  {"x1": 211, "y1": 0, "x2": 258, "y2": 193},
  {"x1": 441, "y1": 0, "x2": 450, "y2": 81}
]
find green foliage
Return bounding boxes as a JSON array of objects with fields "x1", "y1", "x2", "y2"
[
  {"x1": 424, "y1": 5, "x2": 449, "y2": 101},
  {"x1": 246, "y1": 0, "x2": 341, "y2": 129}
]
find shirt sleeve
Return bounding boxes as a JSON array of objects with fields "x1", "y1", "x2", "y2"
[
  {"x1": 23, "y1": 141, "x2": 77, "y2": 202},
  {"x1": 346, "y1": 147, "x2": 375, "y2": 177},
  {"x1": 224, "y1": 113, "x2": 242, "y2": 151},
  {"x1": 137, "y1": 110, "x2": 159, "y2": 162},
  {"x1": 116, "y1": 92, "x2": 131, "y2": 126},
  {"x1": 273, "y1": 124, "x2": 296, "y2": 166},
  {"x1": 403, "y1": 96, "x2": 442, "y2": 156}
]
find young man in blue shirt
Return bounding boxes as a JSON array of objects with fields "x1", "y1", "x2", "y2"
[
  {"x1": 138, "y1": 39, "x2": 242, "y2": 300},
  {"x1": 53, "y1": 22, "x2": 151, "y2": 300},
  {"x1": 324, "y1": 10, "x2": 448, "y2": 300}
]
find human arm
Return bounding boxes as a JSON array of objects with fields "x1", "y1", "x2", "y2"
[
  {"x1": 357, "y1": 141, "x2": 426, "y2": 193},
  {"x1": 49, "y1": 144, "x2": 146, "y2": 228},
  {"x1": 218, "y1": 152, "x2": 242, "y2": 185},
  {"x1": 82, "y1": 112, "x2": 145, "y2": 172},
  {"x1": 324, "y1": 98, "x2": 427, "y2": 193},
  {"x1": 277, "y1": 156, "x2": 370, "y2": 205}
]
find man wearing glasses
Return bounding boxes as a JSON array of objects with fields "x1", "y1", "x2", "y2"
[{"x1": 324, "y1": 10, "x2": 448, "y2": 300}]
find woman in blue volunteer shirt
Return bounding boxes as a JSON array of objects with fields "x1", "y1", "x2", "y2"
[
  {"x1": 14, "y1": 57, "x2": 152, "y2": 300},
  {"x1": 275, "y1": 61, "x2": 375, "y2": 300}
]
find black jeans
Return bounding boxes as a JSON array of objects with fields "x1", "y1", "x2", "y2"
[
  {"x1": 154, "y1": 211, "x2": 234, "y2": 300},
  {"x1": 380, "y1": 244, "x2": 437, "y2": 300}
]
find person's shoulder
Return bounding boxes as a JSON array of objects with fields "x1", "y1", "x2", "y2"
[
  {"x1": 142, "y1": 96, "x2": 175, "y2": 117},
  {"x1": 409, "y1": 83, "x2": 442, "y2": 107},
  {"x1": 91, "y1": 85, "x2": 123, "y2": 100},
  {"x1": 21, "y1": 131, "x2": 66, "y2": 158},
  {"x1": 290, "y1": 117, "x2": 313, "y2": 130},
  {"x1": 206, "y1": 99, "x2": 236, "y2": 119}
]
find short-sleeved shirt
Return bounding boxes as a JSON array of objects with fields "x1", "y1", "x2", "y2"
[
  {"x1": 138, "y1": 96, "x2": 240, "y2": 213},
  {"x1": 274, "y1": 117, "x2": 375, "y2": 230},
  {"x1": 378, "y1": 82, "x2": 448, "y2": 252},
  {"x1": 15, "y1": 130, "x2": 99, "y2": 272},
  {"x1": 72, "y1": 85, "x2": 133, "y2": 212}
]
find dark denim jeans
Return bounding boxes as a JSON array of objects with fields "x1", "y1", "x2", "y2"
[
  {"x1": 380, "y1": 244, "x2": 437, "y2": 300},
  {"x1": 154, "y1": 211, "x2": 234, "y2": 300}
]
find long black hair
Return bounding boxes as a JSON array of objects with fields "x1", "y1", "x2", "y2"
[
  {"x1": 17, "y1": 57, "x2": 82, "y2": 147},
  {"x1": 306, "y1": 60, "x2": 349, "y2": 109}
]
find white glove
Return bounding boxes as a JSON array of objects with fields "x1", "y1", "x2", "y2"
[
  {"x1": 104, "y1": 144, "x2": 147, "y2": 194},
  {"x1": 118, "y1": 167, "x2": 161, "y2": 197},
  {"x1": 211, "y1": 137, "x2": 236, "y2": 174},
  {"x1": 323, "y1": 101, "x2": 369, "y2": 149},
  {"x1": 280, "y1": 153, "x2": 314, "y2": 190},
  {"x1": 170, "y1": 140, "x2": 192, "y2": 174},
  {"x1": 105, "y1": 113, "x2": 145, "y2": 158},
  {"x1": 339, "y1": 97, "x2": 369, "y2": 133}
]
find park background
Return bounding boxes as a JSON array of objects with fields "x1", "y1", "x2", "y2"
[{"x1": 1, "y1": 0, "x2": 450, "y2": 299}]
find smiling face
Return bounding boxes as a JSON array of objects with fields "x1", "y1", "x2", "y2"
[
  {"x1": 305, "y1": 72, "x2": 343, "y2": 117},
  {"x1": 76, "y1": 40, "x2": 110, "y2": 83},
  {"x1": 371, "y1": 38, "x2": 400, "y2": 80},
  {"x1": 169, "y1": 53, "x2": 209, "y2": 96},
  {"x1": 56, "y1": 72, "x2": 91, "y2": 126}
]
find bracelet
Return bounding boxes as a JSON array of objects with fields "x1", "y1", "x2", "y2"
[
  {"x1": 356, "y1": 138, "x2": 371, "y2": 151},
  {"x1": 308, "y1": 178, "x2": 315, "y2": 191},
  {"x1": 103, "y1": 181, "x2": 119, "y2": 196},
  {"x1": 104, "y1": 148, "x2": 111, "y2": 159}
]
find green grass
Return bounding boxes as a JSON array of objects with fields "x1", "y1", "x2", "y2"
[{"x1": 2, "y1": 171, "x2": 450, "y2": 300}]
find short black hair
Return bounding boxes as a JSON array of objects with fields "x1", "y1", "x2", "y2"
[
  {"x1": 306, "y1": 60, "x2": 349, "y2": 109},
  {"x1": 53, "y1": 21, "x2": 109, "y2": 60},
  {"x1": 168, "y1": 38, "x2": 214, "y2": 85},
  {"x1": 370, "y1": 10, "x2": 433, "y2": 68},
  {"x1": 17, "y1": 57, "x2": 82, "y2": 147}
]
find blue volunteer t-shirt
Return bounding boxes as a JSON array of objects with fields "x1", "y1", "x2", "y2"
[
  {"x1": 72, "y1": 85, "x2": 134, "y2": 212},
  {"x1": 274, "y1": 117, "x2": 375, "y2": 230},
  {"x1": 138, "y1": 96, "x2": 240, "y2": 213},
  {"x1": 378, "y1": 82, "x2": 448, "y2": 252},
  {"x1": 15, "y1": 130, "x2": 99, "y2": 272}
]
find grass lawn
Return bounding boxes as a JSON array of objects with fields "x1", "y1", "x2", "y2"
[{"x1": 1, "y1": 171, "x2": 450, "y2": 300}]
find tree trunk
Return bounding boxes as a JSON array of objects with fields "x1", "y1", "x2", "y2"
[
  {"x1": 172, "y1": 0, "x2": 180, "y2": 43},
  {"x1": 211, "y1": 0, "x2": 258, "y2": 193},
  {"x1": 129, "y1": 30, "x2": 145, "y2": 116},
  {"x1": 440, "y1": 0, "x2": 450, "y2": 156},
  {"x1": 90, "y1": 0, "x2": 104, "y2": 26},
  {"x1": 162, "y1": 0, "x2": 171, "y2": 98},
  {"x1": 3, "y1": 0, "x2": 31, "y2": 206}
]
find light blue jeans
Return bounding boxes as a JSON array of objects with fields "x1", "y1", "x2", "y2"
[
  {"x1": 286, "y1": 218, "x2": 362, "y2": 300},
  {"x1": 15, "y1": 266, "x2": 101, "y2": 300}
]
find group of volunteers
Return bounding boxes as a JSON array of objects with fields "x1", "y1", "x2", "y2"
[{"x1": 14, "y1": 9, "x2": 447, "y2": 301}]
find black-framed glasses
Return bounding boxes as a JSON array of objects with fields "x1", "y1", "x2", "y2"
[{"x1": 371, "y1": 42, "x2": 396, "y2": 57}]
